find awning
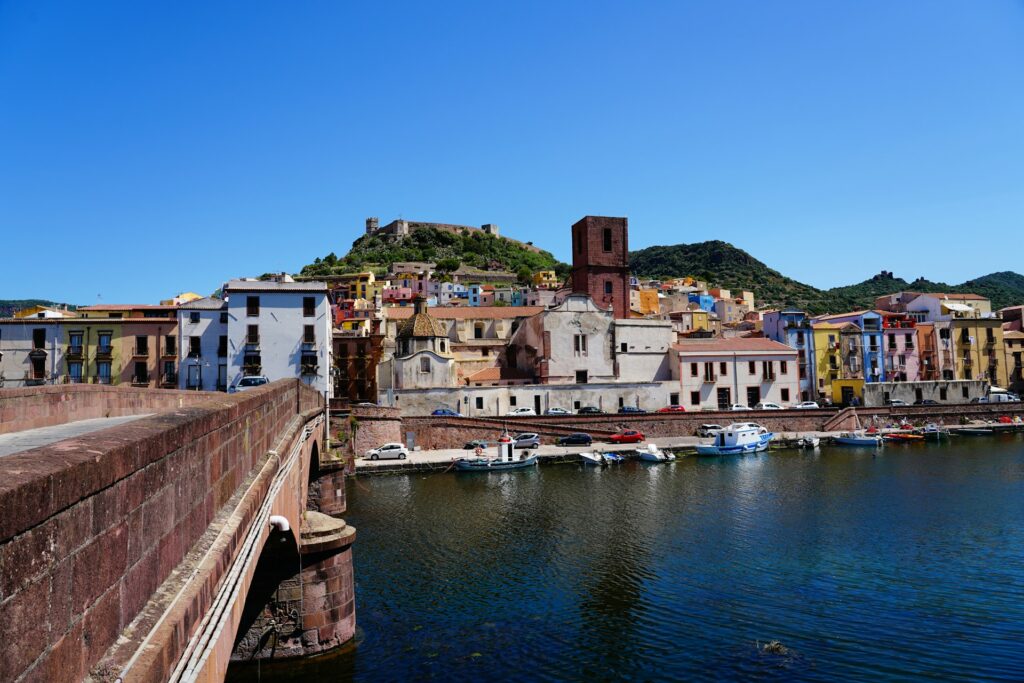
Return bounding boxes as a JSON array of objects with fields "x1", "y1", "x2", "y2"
[{"x1": 942, "y1": 302, "x2": 973, "y2": 313}]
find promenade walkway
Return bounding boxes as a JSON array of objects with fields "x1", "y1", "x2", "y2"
[{"x1": 0, "y1": 414, "x2": 150, "y2": 457}]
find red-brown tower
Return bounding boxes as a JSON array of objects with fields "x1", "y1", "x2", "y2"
[{"x1": 570, "y1": 215, "x2": 630, "y2": 319}]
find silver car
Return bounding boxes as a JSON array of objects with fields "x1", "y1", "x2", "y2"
[
  {"x1": 229, "y1": 375, "x2": 269, "y2": 393},
  {"x1": 365, "y1": 442, "x2": 409, "y2": 460},
  {"x1": 513, "y1": 433, "x2": 541, "y2": 449}
]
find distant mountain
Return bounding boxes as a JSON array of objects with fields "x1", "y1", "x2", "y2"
[
  {"x1": 628, "y1": 241, "x2": 1024, "y2": 313},
  {"x1": 0, "y1": 299, "x2": 76, "y2": 318},
  {"x1": 300, "y1": 226, "x2": 570, "y2": 282}
]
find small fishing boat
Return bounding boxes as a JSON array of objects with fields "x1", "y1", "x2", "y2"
[
  {"x1": 919, "y1": 423, "x2": 949, "y2": 440},
  {"x1": 578, "y1": 451, "x2": 606, "y2": 467},
  {"x1": 638, "y1": 444, "x2": 676, "y2": 462},
  {"x1": 955, "y1": 427, "x2": 994, "y2": 436},
  {"x1": 602, "y1": 452, "x2": 625, "y2": 464},
  {"x1": 884, "y1": 432, "x2": 925, "y2": 443},
  {"x1": 797, "y1": 436, "x2": 820, "y2": 449},
  {"x1": 833, "y1": 431, "x2": 883, "y2": 447},
  {"x1": 695, "y1": 424, "x2": 773, "y2": 456},
  {"x1": 455, "y1": 442, "x2": 538, "y2": 472}
]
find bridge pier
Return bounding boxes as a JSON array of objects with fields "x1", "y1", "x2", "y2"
[{"x1": 230, "y1": 462, "x2": 356, "y2": 663}]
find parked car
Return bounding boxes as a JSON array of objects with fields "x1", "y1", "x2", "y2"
[
  {"x1": 577, "y1": 406, "x2": 603, "y2": 415},
  {"x1": 730, "y1": 404, "x2": 750, "y2": 411},
  {"x1": 557, "y1": 432, "x2": 593, "y2": 446},
  {"x1": 618, "y1": 406, "x2": 647, "y2": 414},
  {"x1": 794, "y1": 401, "x2": 820, "y2": 409},
  {"x1": 463, "y1": 439, "x2": 489, "y2": 450},
  {"x1": 886, "y1": 399, "x2": 908, "y2": 406},
  {"x1": 544, "y1": 407, "x2": 570, "y2": 415},
  {"x1": 228, "y1": 375, "x2": 269, "y2": 393},
  {"x1": 431, "y1": 408, "x2": 463, "y2": 417},
  {"x1": 609, "y1": 430, "x2": 645, "y2": 444},
  {"x1": 508, "y1": 407, "x2": 537, "y2": 417},
  {"x1": 365, "y1": 442, "x2": 408, "y2": 460},
  {"x1": 914, "y1": 399, "x2": 939, "y2": 405},
  {"x1": 696, "y1": 424, "x2": 724, "y2": 437},
  {"x1": 754, "y1": 402, "x2": 783, "y2": 410},
  {"x1": 657, "y1": 405, "x2": 687, "y2": 413},
  {"x1": 987, "y1": 392, "x2": 1020, "y2": 403},
  {"x1": 513, "y1": 433, "x2": 541, "y2": 449}
]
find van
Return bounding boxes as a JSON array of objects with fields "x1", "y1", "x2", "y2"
[{"x1": 988, "y1": 392, "x2": 1020, "y2": 404}]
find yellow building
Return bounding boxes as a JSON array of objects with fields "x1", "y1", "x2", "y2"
[
  {"x1": 811, "y1": 321, "x2": 865, "y2": 403},
  {"x1": 630, "y1": 288, "x2": 660, "y2": 316},
  {"x1": 160, "y1": 292, "x2": 203, "y2": 306},
  {"x1": 949, "y1": 317, "x2": 1008, "y2": 386},
  {"x1": 532, "y1": 271, "x2": 560, "y2": 289},
  {"x1": 13, "y1": 305, "x2": 74, "y2": 319},
  {"x1": 1005, "y1": 330, "x2": 1024, "y2": 393}
]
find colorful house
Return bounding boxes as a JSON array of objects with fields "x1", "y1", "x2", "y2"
[
  {"x1": 813, "y1": 311, "x2": 886, "y2": 383},
  {"x1": 763, "y1": 309, "x2": 814, "y2": 401}
]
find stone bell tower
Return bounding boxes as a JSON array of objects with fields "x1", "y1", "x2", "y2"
[{"x1": 570, "y1": 215, "x2": 630, "y2": 319}]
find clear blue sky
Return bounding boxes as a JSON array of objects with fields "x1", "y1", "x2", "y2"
[{"x1": 2, "y1": 1, "x2": 1023, "y2": 304}]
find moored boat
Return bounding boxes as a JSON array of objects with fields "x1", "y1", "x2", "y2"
[
  {"x1": 579, "y1": 451, "x2": 606, "y2": 467},
  {"x1": 455, "y1": 441, "x2": 538, "y2": 472},
  {"x1": 695, "y1": 424, "x2": 773, "y2": 456},
  {"x1": 638, "y1": 444, "x2": 675, "y2": 462},
  {"x1": 919, "y1": 423, "x2": 949, "y2": 440},
  {"x1": 833, "y1": 431, "x2": 883, "y2": 447},
  {"x1": 798, "y1": 436, "x2": 820, "y2": 449},
  {"x1": 884, "y1": 432, "x2": 925, "y2": 443},
  {"x1": 602, "y1": 452, "x2": 625, "y2": 464},
  {"x1": 955, "y1": 427, "x2": 994, "y2": 436}
]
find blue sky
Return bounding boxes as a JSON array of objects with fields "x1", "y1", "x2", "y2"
[{"x1": 2, "y1": 1, "x2": 1023, "y2": 304}]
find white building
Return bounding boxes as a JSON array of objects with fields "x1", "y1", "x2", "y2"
[
  {"x1": 377, "y1": 297, "x2": 457, "y2": 392},
  {"x1": 0, "y1": 320, "x2": 65, "y2": 387},
  {"x1": 177, "y1": 297, "x2": 228, "y2": 391},
  {"x1": 672, "y1": 337, "x2": 800, "y2": 410},
  {"x1": 224, "y1": 280, "x2": 332, "y2": 397}
]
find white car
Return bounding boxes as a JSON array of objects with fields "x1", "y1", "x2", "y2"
[
  {"x1": 754, "y1": 402, "x2": 783, "y2": 410},
  {"x1": 729, "y1": 404, "x2": 750, "y2": 411},
  {"x1": 365, "y1": 443, "x2": 408, "y2": 461},
  {"x1": 794, "y1": 401, "x2": 820, "y2": 409},
  {"x1": 508, "y1": 407, "x2": 537, "y2": 416},
  {"x1": 229, "y1": 375, "x2": 269, "y2": 393}
]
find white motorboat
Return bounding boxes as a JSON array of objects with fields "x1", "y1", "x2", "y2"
[
  {"x1": 798, "y1": 436, "x2": 821, "y2": 449},
  {"x1": 637, "y1": 444, "x2": 675, "y2": 462},
  {"x1": 695, "y1": 424, "x2": 773, "y2": 456},
  {"x1": 832, "y1": 431, "x2": 883, "y2": 447},
  {"x1": 579, "y1": 451, "x2": 606, "y2": 466}
]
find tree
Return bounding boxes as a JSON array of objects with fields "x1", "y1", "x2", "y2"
[
  {"x1": 436, "y1": 258, "x2": 461, "y2": 273},
  {"x1": 517, "y1": 267, "x2": 534, "y2": 285}
]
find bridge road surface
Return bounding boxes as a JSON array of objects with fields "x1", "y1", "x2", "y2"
[{"x1": 0, "y1": 414, "x2": 151, "y2": 457}]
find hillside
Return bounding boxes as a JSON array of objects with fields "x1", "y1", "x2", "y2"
[
  {"x1": 628, "y1": 241, "x2": 1024, "y2": 313},
  {"x1": 300, "y1": 227, "x2": 570, "y2": 282},
  {"x1": 0, "y1": 299, "x2": 76, "y2": 318}
]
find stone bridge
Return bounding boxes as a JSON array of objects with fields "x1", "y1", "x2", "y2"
[{"x1": 0, "y1": 381, "x2": 355, "y2": 683}]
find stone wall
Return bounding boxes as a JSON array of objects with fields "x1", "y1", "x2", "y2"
[
  {"x1": 0, "y1": 380, "x2": 324, "y2": 683},
  {"x1": 0, "y1": 384, "x2": 215, "y2": 435},
  {"x1": 331, "y1": 405, "x2": 403, "y2": 457}
]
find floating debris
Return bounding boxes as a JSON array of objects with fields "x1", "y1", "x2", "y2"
[{"x1": 760, "y1": 640, "x2": 789, "y2": 656}]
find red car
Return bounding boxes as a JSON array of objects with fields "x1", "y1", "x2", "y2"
[
  {"x1": 656, "y1": 405, "x2": 687, "y2": 413},
  {"x1": 609, "y1": 430, "x2": 645, "y2": 444}
]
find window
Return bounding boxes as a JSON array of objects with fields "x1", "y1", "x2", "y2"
[
  {"x1": 690, "y1": 391, "x2": 700, "y2": 405},
  {"x1": 940, "y1": 388, "x2": 948, "y2": 401},
  {"x1": 189, "y1": 336, "x2": 201, "y2": 357},
  {"x1": 165, "y1": 335, "x2": 176, "y2": 355},
  {"x1": 32, "y1": 328, "x2": 45, "y2": 349},
  {"x1": 220, "y1": 312, "x2": 228, "y2": 324},
  {"x1": 574, "y1": 335, "x2": 587, "y2": 356},
  {"x1": 420, "y1": 357, "x2": 431, "y2": 373},
  {"x1": 474, "y1": 323, "x2": 484, "y2": 340},
  {"x1": 576, "y1": 370, "x2": 588, "y2": 384},
  {"x1": 915, "y1": 388, "x2": 923, "y2": 402},
  {"x1": 303, "y1": 297, "x2": 315, "y2": 317},
  {"x1": 97, "y1": 361, "x2": 111, "y2": 383},
  {"x1": 98, "y1": 332, "x2": 113, "y2": 353},
  {"x1": 218, "y1": 335, "x2": 228, "y2": 357},
  {"x1": 247, "y1": 325, "x2": 259, "y2": 344},
  {"x1": 189, "y1": 312, "x2": 200, "y2": 324},
  {"x1": 781, "y1": 388, "x2": 790, "y2": 402},
  {"x1": 603, "y1": 227, "x2": 612, "y2": 252},
  {"x1": 717, "y1": 388, "x2": 731, "y2": 410},
  {"x1": 780, "y1": 361, "x2": 788, "y2": 375},
  {"x1": 134, "y1": 361, "x2": 148, "y2": 383},
  {"x1": 719, "y1": 362, "x2": 727, "y2": 376},
  {"x1": 476, "y1": 396, "x2": 484, "y2": 409},
  {"x1": 604, "y1": 281, "x2": 613, "y2": 295},
  {"x1": 746, "y1": 386, "x2": 760, "y2": 406},
  {"x1": 304, "y1": 325, "x2": 315, "y2": 344},
  {"x1": 136, "y1": 335, "x2": 148, "y2": 355},
  {"x1": 510, "y1": 396, "x2": 517, "y2": 406},
  {"x1": 670, "y1": 392, "x2": 679, "y2": 406},
  {"x1": 796, "y1": 331, "x2": 804, "y2": 346},
  {"x1": 690, "y1": 363, "x2": 698, "y2": 377},
  {"x1": 621, "y1": 342, "x2": 628, "y2": 353},
  {"x1": 247, "y1": 296, "x2": 259, "y2": 317},
  {"x1": 962, "y1": 386, "x2": 969, "y2": 398},
  {"x1": 69, "y1": 332, "x2": 83, "y2": 353},
  {"x1": 748, "y1": 361, "x2": 756, "y2": 374},
  {"x1": 68, "y1": 362, "x2": 82, "y2": 382}
]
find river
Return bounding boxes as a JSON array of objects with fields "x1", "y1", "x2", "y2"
[{"x1": 246, "y1": 434, "x2": 1024, "y2": 681}]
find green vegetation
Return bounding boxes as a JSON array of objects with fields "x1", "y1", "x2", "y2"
[
  {"x1": 629, "y1": 241, "x2": 1024, "y2": 313},
  {"x1": 300, "y1": 227, "x2": 568, "y2": 279},
  {"x1": 0, "y1": 299, "x2": 76, "y2": 318}
]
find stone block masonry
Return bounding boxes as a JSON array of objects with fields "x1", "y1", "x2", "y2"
[{"x1": 0, "y1": 380, "x2": 329, "y2": 683}]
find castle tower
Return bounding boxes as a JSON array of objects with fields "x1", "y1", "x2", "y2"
[
  {"x1": 365, "y1": 217, "x2": 379, "y2": 234},
  {"x1": 570, "y1": 215, "x2": 630, "y2": 319}
]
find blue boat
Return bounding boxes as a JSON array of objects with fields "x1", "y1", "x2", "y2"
[
  {"x1": 602, "y1": 452, "x2": 625, "y2": 464},
  {"x1": 695, "y1": 424, "x2": 772, "y2": 456}
]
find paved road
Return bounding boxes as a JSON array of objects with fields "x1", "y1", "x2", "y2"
[{"x1": 0, "y1": 415, "x2": 151, "y2": 458}]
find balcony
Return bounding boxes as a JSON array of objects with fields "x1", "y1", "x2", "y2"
[
  {"x1": 133, "y1": 347, "x2": 149, "y2": 358},
  {"x1": 162, "y1": 347, "x2": 177, "y2": 358},
  {"x1": 161, "y1": 372, "x2": 177, "y2": 386},
  {"x1": 96, "y1": 345, "x2": 113, "y2": 357},
  {"x1": 761, "y1": 373, "x2": 776, "y2": 383},
  {"x1": 95, "y1": 376, "x2": 112, "y2": 385},
  {"x1": 244, "y1": 340, "x2": 260, "y2": 352},
  {"x1": 701, "y1": 373, "x2": 717, "y2": 384},
  {"x1": 301, "y1": 363, "x2": 319, "y2": 375},
  {"x1": 67, "y1": 375, "x2": 86, "y2": 384},
  {"x1": 67, "y1": 345, "x2": 84, "y2": 357},
  {"x1": 26, "y1": 377, "x2": 46, "y2": 386},
  {"x1": 131, "y1": 375, "x2": 150, "y2": 386}
]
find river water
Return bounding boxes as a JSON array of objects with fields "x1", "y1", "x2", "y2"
[{"x1": 254, "y1": 435, "x2": 1024, "y2": 682}]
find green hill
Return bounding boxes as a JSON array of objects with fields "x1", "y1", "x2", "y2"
[
  {"x1": 300, "y1": 227, "x2": 570, "y2": 282},
  {"x1": 628, "y1": 241, "x2": 1024, "y2": 313},
  {"x1": 0, "y1": 299, "x2": 76, "y2": 318}
]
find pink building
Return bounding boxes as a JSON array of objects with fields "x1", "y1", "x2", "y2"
[
  {"x1": 384, "y1": 287, "x2": 414, "y2": 305},
  {"x1": 880, "y1": 312, "x2": 920, "y2": 382}
]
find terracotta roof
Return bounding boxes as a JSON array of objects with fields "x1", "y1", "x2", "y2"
[
  {"x1": 396, "y1": 310, "x2": 447, "y2": 338},
  {"x1": 77, "y1": 304, "x2": 175, "y2": 311},
  {"x1": 386, "y1": 306, "x2": 543, "y2": 320},
  {"x1": 813, "y1": 311, "x2": 875, "y2": 321},
  {"x1": 932, "y1": 292, "x2": 987, "y2": 301},
  {"x1": 465, "y1": 367, "x2": 534, "y2": 382},
  {"x1": 672, "y1": 338, "x2": 797, "y2": 353}
]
